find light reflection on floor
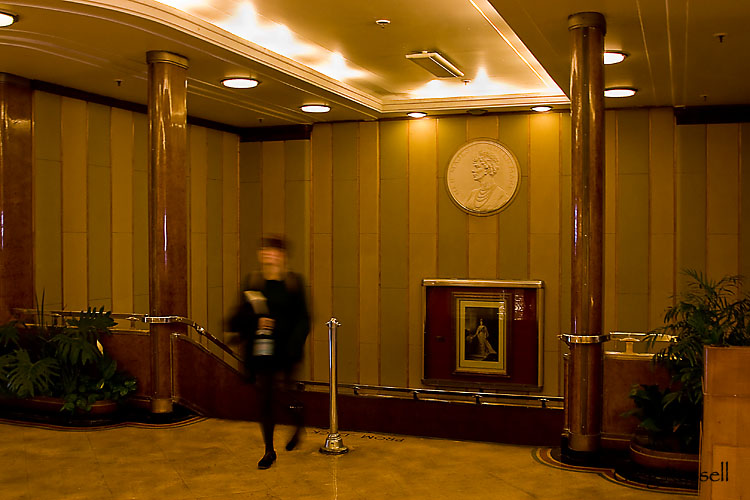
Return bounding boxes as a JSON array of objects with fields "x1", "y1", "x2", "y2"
[{"x1": 0, "y1": 419, "x2": 696, "y2": 499}]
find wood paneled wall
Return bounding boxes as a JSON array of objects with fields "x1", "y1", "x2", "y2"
[
  {"x1": 33, "y1": 91, "x2": 240, "y2": 365},
  {"x1": 244, "y1": 110, "x2": 750, "y2": 397},
  {"x1": 31, "y1": 92, "x2": 750, "y2": 397}
]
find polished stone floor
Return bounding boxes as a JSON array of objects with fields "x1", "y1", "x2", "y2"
[{"x1": 1, "y1": 418, "x2": 696, "y2": 500}]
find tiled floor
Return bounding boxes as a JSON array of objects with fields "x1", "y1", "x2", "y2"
[{"x1": 1, "y1": 418, "x2": 696, "y2": 499}]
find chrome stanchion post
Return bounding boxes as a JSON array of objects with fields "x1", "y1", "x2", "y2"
[{"x1": 320, "y1": 317, "x2": 348, "y2": 455}]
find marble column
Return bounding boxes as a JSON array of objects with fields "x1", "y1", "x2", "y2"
[
  {"x1": 564, "y1": 12, "x2": 608, "y2": 456},
  {"x1": 147, "y1": 51, "x2": 189, "y2": 413},
  {"x1": 0, "y1": 74, "x2": 33, "y2": 323}
]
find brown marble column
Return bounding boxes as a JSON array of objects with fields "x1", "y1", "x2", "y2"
[
  {"x1": 0, "y1": 74, "x2": 33, "y2": 323},
  {"x1": 147, "y1": 51, "x2": 188, "y2": 413},
  {"x1": 564, "y1": 12, "x2": 608, "y2": 456}
]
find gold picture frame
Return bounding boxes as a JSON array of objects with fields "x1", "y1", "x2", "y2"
[{"x1": 455, "y1": 293, "x2": 510, "y2": 375}]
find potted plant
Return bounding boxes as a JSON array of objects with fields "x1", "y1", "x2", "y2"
[
  {"x1": 624, "y1": 270, "x2": 750, "y2": 469},
  {"x1": 0, "y1": 305, "x2": 137, "y2": 413}
]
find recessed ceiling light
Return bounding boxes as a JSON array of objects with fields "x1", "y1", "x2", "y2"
[
  {"x1": 221, "y1": 78, "x2": 259, "y2": 89},
  {"x1": 407, "y1": 112, "x2": 427, "y2": 118},
  {"x1": 0, "y1": 11, "x2": 17, "y2": 27},
  {"x1": 604, "y1": 87, "x2": 637, "y2": 98},
  {"x1": 531, "y1": 106, "x2": 552, "y2": 112},
  {"x1": 603, "y1": 51, "x2": 627, "y2": 65},
  {"x1": 375, "y1": 19, "x2": 391, "y2": 27},
  {"x1": 300, "y1": 104, "x2": 330, "y2": 113}
]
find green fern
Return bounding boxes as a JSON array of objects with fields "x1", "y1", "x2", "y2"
[
  {"x1": 51, "y1": 332, "x2": 102, "y2": 366},
  {"x1": 5, "y1": 350, "x2": 59, "y2": 398},
  {"x1": 66, "y1": 307, "x2": 116, "y2": 340},
  {"x1": 633, "y1": 269, "x2": 750, "y2": 452}
]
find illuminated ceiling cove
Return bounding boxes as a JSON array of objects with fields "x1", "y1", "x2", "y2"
[
  {"x1": 152, "y1": 0, "x2": 567, "y2": 106},
  {"x1": 7, "y1": 1, "x2": 747, "y2": 128}
]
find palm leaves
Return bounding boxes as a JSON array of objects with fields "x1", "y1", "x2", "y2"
[
  {"x1": 1, "y1": 307, "x2": 137, "y2": 411},
  {"x1": 631, "y1": 269, "x2": 750, "y2": 452},
  {"x1": 3, "y1": 350, "x2": 59, "y2": 398}
]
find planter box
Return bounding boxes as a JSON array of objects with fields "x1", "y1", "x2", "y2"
[
  {"x1": 700, "y1": 346, "x2": 750, "y2": 499},
  {"x1": 0, "y1": 396, "x2": 118, "y2": 415},
  {"x1": 629, "y1": 436, "x2": 698, "y2": 473}
]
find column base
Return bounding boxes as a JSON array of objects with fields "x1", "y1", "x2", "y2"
[
  {"x1": 150, "y1": 398, "x2": 173, "y2": 414},
  {"x1": 561, "y1": 433, "x2": 601, "y2": 466}
]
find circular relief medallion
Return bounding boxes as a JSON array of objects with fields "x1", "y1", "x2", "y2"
[{"x1": 446, "y1": 139, "x2": 520, "y2": 216}]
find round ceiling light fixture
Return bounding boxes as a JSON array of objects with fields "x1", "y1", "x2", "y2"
[
  {"x1": 0, "y1": 11, "x2": 18, "y2": 27},
  {"x1": 221, "y1": 78, "x2": 259, "y2": 89},
  {"x1": 604, "y1": 87, "x2": 637, "y2": 98},
  {"x1": 603, "y1": 51, "x2": 628, "y2": 65},
  {"x1": 531, "y1": 106, "x2": 552, "y2": 113},
  {"x1": 407, "y1": 112, "x2": 427, "y2": 118},
  {"x1": 300, "y1": 104, "x2": 330, "y2": 113}
]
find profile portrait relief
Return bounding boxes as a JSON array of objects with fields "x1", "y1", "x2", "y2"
[{"x1": 446, "y1": 139, "x2": 520, "y2": 216}]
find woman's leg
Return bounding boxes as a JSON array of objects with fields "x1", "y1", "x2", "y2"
[{"x1": 256, "y1": 371, "x2": 277, "y2": 468}]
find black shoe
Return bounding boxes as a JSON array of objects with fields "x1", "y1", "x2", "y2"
[
  {"x1": 257, "y1": 451, "x2": 276, "y2": 469},
  {"x1": 285, "y1": 433, "x2": 300, "y2": 451}
]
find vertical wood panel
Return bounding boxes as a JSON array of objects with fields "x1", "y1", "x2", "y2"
[
  {"x1": 408, "y1": 119, "x2": 438, "y2": 235},
  {"x1": 408, "y1": 119, "x2": 437, "y2": 387},
  {"x1": 110, "y1": 108, "x2": 134, "y2": 313},
  {"x1": 34, "y1": 91, "x2": 61, "y2": 162},
  {"x1": 359, "y1": 122, "x2": 380, "y2": 384},
  {"x1": 311, "y1": 124, "x2": 333, "y2": 381},
  {"x1": 649, "y1": 108, "x2": 675, "y2": 328},
  {"x1": 676, "y1": 124, "x2": 707, "y2": 291},
  {"x1": 284, "y1": 138, "x2": 312, "y2": 378},
  {"x1": 437, "y1": 117, "x2": 468, "y2": 278},
  {"x1": 132, "y1": 113, "x2": 149, "y2": 313},
  {"x1": 312, "y1": 233, "x2": 332, "y2": 381},
  {"x1": 33, "y1": 91, "x2": 63, "y2": 309},
  {"x1": 603, "y1": 111, "x2": 617, "y2": 337},
  {"x1": 741, "y1": 124, "x2": 750, "y2": 293},
  {"x1": 467, "y1": 115, "x2": 498, "y2": 278},
  {"x1": 529, "y1": 113, "x2": 561, "y2": 393},
  {"x1": 87, "y1": 103, "x2": 112, "y2": 308},
  {"x1": 61, "y1": 97, "x2": 87, "y2": 309},
  {"x1": 189, "y1": 126, "x2": 208, "y2": 335},
  {"x1": 616, "y1": 110, "x2": 650, "y2": 332},
  {"x1": 559, "y1": 112, "x2": 572, "y2": 336},
  {"x1": 239, "y1": 142, "x2": 262, "y2": 281},
  {"x1": 205, "y1": 129, "x2": 223, "y2": 350},
  {"x1": 332, "y1": 122, "x2": 359, "y2": 384},
  {"x1": 379, "y1": 120, "x2": 408, "y2": 387},
  {"x1": 222, "y1": 132, "x2": 240, "y2": 353},
  {"x1": 706, "y1": 124, "x2": 739, "y2": 279},
  {"x1": 497, "y1": 114, "x2": 530, "y2": 279},
  {"x1": 312, "y1": 124, "x2": 333, "y2": 235},
  {"x1": 284, "y1": 140, "x2": 311, "y2": 280},
  {"x1": 262, "y1": 141, "x2": 285, "y2": 235}
]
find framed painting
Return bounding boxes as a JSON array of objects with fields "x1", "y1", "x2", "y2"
[
  {"x1": 455, "y1": 294, "x2": 509, "y2": 375},
  {"x1": 422, "y1": 279, "x2": 544, "y2": 390}
]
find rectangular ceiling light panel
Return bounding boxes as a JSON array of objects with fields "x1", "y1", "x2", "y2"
[{"x1": 406, "y1": 51, "x2": 464, "y2": 78}]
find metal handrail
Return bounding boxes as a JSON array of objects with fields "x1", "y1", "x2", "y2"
[
  {"x1": 606, "y1": 331, "x2": 674, "y2": 355},
  {"x1": 13, "y1": 308, "x2": 563, "y2": 408},
  {"x1": 298, "y1": 380, "x2": 562, "y2": 408}
]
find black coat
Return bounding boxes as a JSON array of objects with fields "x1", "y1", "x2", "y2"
[{"x1": 229, "y1": 272, "x2": 310, "y2": 377}]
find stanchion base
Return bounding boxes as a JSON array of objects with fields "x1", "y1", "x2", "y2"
[{"x1": 320, "y1": 433, "x2": 349, "y2": 455}]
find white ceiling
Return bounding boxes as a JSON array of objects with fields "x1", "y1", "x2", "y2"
[{"x1": 1, "y1": 0, "x2": 748, "y2": 128}]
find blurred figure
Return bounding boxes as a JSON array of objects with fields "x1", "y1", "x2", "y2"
[{"x1": 229, "y1": 235, "x2": 310, "y2": 469}]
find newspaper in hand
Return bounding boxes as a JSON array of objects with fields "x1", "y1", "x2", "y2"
[{"x1": 243, "y1": 290, "x2": 269, "y2": 315}]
